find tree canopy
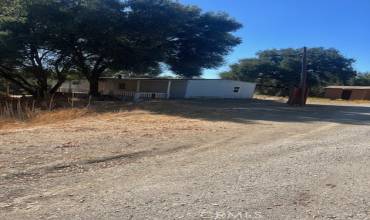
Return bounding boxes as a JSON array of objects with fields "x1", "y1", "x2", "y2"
[
  {"x1": 0, "y1": 0, "x2": 242, "y2": 97},
  {"x1": 0, "y1": 0, "x2": 73, "y2": 98},
  {"x1": 220, "y1": 48, "x2": 357, "y2": 96},
  {"x1": 353, "y1": 73, "x2": 370, "y2": 86}
]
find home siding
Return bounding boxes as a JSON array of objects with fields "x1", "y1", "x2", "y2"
[
  {"x1": 60, "y1": 79, "x2": 257, "y2": 100},
  {"x1": 140, "y1": 80, "x2": 168, "y2": 93},
  {"x1": 59, "y1": 80, "x2": 89, "y2": 93},
  {"x1": 99, "y1": 79, "x2": 137, "y2": 95},
  {"x1": 185, "y1": 80, "x2": 256, "y2": 99},
  {"x1": 169, "y1": 80, "x2": 188, "y2": 99}
]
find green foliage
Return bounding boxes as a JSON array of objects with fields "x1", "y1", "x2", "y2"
[
  {"x1": 220, "y1": 48, "x2": 357, "y2": 96},
  {"x1": 0, "y1": 0, "x2": 242, "y2": 97},
  {"x1": 0, "y1": 0, "x2": 75, "y2": 98},
  {"x1": 0, "y1": 0, "x2": 23, "y2": 23},
  {"x1": 162, "y1": 8, "x2": 242, "y2": 77},
  {"x1": 111, "y1": 0, "x2": 242, "y2": 78},
  {"x1": 353, "y1": 73, "x2": 370, "y2": 86}
]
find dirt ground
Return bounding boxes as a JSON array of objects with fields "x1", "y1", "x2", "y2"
[{"x1": 1, "y1": 98, "x2": 370, "y2": 219}]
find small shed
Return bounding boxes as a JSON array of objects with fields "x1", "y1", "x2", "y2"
[{"x1": 324, "y1": 86, "x2": 370, "y2": 100}]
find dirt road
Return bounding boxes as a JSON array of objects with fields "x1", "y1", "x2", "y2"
[{"x1": 1, "y1": 99, "x2": 370, "y2": 219}]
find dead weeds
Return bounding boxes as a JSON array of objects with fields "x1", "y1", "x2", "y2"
[{"x1": 0, "y1": 108, "x2": 92, "y2": 130}]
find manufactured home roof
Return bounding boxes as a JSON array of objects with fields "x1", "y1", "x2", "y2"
[
  {"x1": 325, "y1": 86, "x2": 370, "y2": 90},
  {"x1": 100, "y1": 77, "x2": 237, "y2": 81},
  {"x1": 100, "y1": 77, "x2": 254, "y2": 83}
]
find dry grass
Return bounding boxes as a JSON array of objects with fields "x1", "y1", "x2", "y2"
[
  {"x1": 0, "y1": 98, "x2": 37, "y2": 121},
  {"x1": 0, "y1": 95, "x2": 92, "y2": 130},
  {"x1": 0, "y1": 108, "x2": 92, "y2": 130},
  {"x1": 0, "y1": 100, "x2": 208, "y2": 130},
  {"x1": 0, "y1": 93, "x2": 94, "y2": 129},
  {"x1": 2, "y1": 95, "x2": 369, "y2": 130},
  {"x1": 30, "y1": 108, "x2": 91, "y2": 124},
  {"x1": 307, "y1": 97, "x2": 370, "y2": 105}
]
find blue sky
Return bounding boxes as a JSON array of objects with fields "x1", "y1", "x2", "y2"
[{"x1": 179, "y1": 0, "x2": 370, "y2": 78}]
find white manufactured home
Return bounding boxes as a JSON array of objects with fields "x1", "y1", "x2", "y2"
[{"x1": 59, "y1": 78, "x2": 256, "y2": 99}]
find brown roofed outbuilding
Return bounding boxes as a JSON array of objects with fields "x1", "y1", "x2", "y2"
[{"x1": 325, "y1": 86, "x2": 370, "y2": 100}]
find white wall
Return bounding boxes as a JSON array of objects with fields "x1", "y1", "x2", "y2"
[
  {"x1": 185, "y1": 80, "x2": 256, "y2": 99},
  {"x1": 59, "y1": 80, "x2": 90, "y2": 93}
]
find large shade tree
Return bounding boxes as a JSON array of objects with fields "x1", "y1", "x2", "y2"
[
  {"x1": 0, "y1": 0, "x2": 242, "y2": 97},
  {"x1": 220, "y1": 48, "x2": 357, "y2": 96},
  {"x1": 61, "y1": 0, "x2": 242, "y2": 95},
  {"x1": 0, "y1": 0, "x2": 73, "y2": 98}
]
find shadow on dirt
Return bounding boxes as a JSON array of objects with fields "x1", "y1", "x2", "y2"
[{"x1": 132, "y1": 99, "x2": 370, "y2": 125}]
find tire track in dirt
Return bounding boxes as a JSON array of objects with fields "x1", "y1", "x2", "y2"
[{"x1": 0, "y1": 144, "x2": 195, "y2": 184}]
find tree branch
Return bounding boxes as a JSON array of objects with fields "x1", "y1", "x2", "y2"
[
  {"x1": 0, "y1": 68, "x2": 37, "y2": 96},
  {"x1": 49, "y1": 78, "x2": 66, "y2": 95}
]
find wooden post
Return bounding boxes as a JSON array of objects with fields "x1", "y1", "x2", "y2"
[
  {"x1": 136, "y1": 80, "x2": 141, "y2": 92},
  {"x1": 68, "y1": 80, "x2": 72, "y2": 93},
  {"x1": 134, "y1": 80, "x2": 141, "y2": 102},
  {"x1": 166, "y1": 80, "x2": 172, "y2": 99},
  {"x1": 287, "y1": 47, "x2": 308, "y2": 106},
  {"x1": 71, "y1": 92, "x2": 74, "y2": 109}
]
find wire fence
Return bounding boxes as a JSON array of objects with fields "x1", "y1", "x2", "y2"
[
  {"x1": 0, "y1": 97, "x2": 37, "y2": 120},
  {"x1": 0, "y1": 93, "x2": 92, "y2": 121}
]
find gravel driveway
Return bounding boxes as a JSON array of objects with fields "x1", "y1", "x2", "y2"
[{"x1": 1, "y1": 99, "x2": 369, "y2": 220}]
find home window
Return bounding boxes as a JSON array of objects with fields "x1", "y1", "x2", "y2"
[
  {"x1": 119, "y1": 83, "x2": 126, "y2": 90},
  {"x1": 233, "y1": 87, "x2": 240, "y2": 93}
]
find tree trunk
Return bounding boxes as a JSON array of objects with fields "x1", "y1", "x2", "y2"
[
  {"x1": 49, "y1": 79, "x2": 65, "y2": 95},
  {"x1": 36, "y1": 78, "x2": 48, "y2": 99},
  {"x1": 0, "y1": 70, "x2": 37, "y2": 97},
  {"x1": 89, "y1": 75, "x2": 100, "y2": 97}
]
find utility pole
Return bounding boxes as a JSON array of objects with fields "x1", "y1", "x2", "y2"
[
  {"x1": 300, "y1": 47, "x2": 308, "y2": 106},
  {"x1": 287, "y1": 46, "x2": 308, "y2": 106}
]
